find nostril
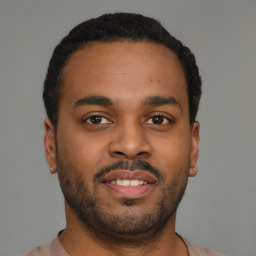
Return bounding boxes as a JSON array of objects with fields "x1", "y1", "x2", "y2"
[
  {"x1": 116, "y1": 151, "x2": 124, "y2": 155},
  {"x1": 137, "y1": 152, "x2": 145, "y2": 156},
  {"x1": 113, "y1": 151, "x2": 149, "y2": 158}
]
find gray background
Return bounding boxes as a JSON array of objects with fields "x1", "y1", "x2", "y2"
[{"x1": 0, "y1": 0, "x2": 255, "y2": 255}]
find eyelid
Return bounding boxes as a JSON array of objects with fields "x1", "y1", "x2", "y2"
[
  {"x1": 86, "y1": 116, "x2": 111, "y2": 125},
  {"x1": 82, "y1": 112, "x2": 114, "y2": 124},
  {"x1": 146, "y1": 116, "x2": 170, "y2": 125},
  {"x1": 80, "y1": 111, "x2": 175, "y2": 127},
  {"x1": 144, "y1": 112, "x2": 174, "y2": 124}
]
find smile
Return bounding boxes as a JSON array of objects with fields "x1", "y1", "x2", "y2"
[
  {"x1": 109, "y1": 179, "x2": 148, "y2": 186},
  {"x1": 101, "y1": 170, "x2": 157, "y2": 198}
]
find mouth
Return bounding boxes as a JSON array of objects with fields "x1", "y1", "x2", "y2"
[
  {"x1": 101, "y1": 170, "x2": 158, "y2": 199},
  {"x1": 108, "y1": 179, "x2": 148, "y2": 186}
]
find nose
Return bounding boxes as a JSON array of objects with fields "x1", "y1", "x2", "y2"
[{"x1": 109, "y1": 121, "x2": 152, "y2": 160}]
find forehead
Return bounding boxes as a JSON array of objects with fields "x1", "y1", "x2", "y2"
[{"x1": 60, "y1": 41, "x2": 188, "y2": 109}]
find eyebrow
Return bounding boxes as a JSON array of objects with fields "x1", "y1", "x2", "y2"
[
  {"x1": 142, "y1": 96, "x2": 181, "y2": 109},
  {"x1": 74, "y1": 95, "x2": 181, "y2": 110},
  {"x1": 74, "y1": 95, "x2": 114, "y2": 108}
]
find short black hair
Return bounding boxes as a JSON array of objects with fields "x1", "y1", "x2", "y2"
[{"x1": 43, "y1": 12, "x2": 201, "y2": 127}]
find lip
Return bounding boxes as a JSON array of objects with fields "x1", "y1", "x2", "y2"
[
  {"x1": 101, "y1": 170, "x2": 158, "y2": 199},
  {"x1": 102, "y1": 170, "x2": 158, "y2": 184}
]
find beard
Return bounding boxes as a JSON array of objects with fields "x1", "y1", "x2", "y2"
[{"x1": 57, "y1": 158, "x2": 189, "y2": 245}]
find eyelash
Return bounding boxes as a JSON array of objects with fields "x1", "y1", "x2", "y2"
[
  {"x1": 83, "y1": 115, "x2": 112, "y2": 125},
  {"x1": 83, "y1": 113, "x2": 173, "y2": 126},
  {"x1": 145, "y1": 114, "x2": 173, "y2": 125}
]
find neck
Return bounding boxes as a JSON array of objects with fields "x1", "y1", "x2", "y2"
[{"x1": 59, "y1": 203, "x2": 188, "y2": 256}]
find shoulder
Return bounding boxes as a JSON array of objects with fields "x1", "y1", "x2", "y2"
[
  {"x1": 20, "y1": 236, "x2": 68, "y2": 256},
  {"x1": 21, "y1": 245, "x2": 50, "y2": 256},
  {"x1": 185, "y1": 239, "x2": 228, "y2": 256}
]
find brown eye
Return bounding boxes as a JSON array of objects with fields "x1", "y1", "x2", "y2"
[
  {"x1": 85, "y1": 115, "x2": 110, "y2": 125},
  {"x1": 152, "y1": 115, "x2": 164, "y2": 124},
  {"x1": 146, "y1": 115, "x2": 170, "y2": 125}
]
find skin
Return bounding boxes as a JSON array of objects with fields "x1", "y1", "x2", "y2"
[{"x1": 44, "y1": 41, "x2": 199, "y2": 256}]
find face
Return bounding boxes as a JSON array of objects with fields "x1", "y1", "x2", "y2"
[{"x1": 44, "y1": 41, "x2": 199, "y2": 243}]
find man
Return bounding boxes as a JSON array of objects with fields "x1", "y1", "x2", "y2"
[{"x1": 23, "y1": 13, "x2": 227, "y2": 256}]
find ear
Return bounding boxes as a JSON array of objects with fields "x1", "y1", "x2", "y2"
[
  {"x1": 44, "y1": 118, "x2": 57, "y2": 174},
  {"x1": 189, "y1": 121, "x2": 200, "y2": 177}
]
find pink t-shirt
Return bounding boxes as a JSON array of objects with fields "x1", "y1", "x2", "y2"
[{"x1": 22, "y1": 235, "x2": 228, "y2": 256}]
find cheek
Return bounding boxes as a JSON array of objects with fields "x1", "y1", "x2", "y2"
[
  {"x1": 56, "y1": 127, "x2": 110, "y2": 177},
  {"x1": 152, "y1": 130, "x2": 191, "y2": 171}
]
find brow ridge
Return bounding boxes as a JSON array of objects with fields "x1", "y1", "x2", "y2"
[
  {"x1": 74, "y1": 95, "x2": 181, "y2": 110},
  {"x1": 143, "y1": 96, "x2": 180, "y2": 107},
  {"x1": 74, "y1": 95, "x2": 114, "y2": 108}
]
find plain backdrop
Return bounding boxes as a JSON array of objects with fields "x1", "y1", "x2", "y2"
[{"x1": 0, "y1": 0, "x2": 255, "y2": 255}]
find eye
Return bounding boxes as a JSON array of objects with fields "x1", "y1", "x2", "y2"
[
  {"x1": 145, "y1": 115, "x2": 171, "y2": 125},
  {"x1": 85, "y1": 115, "x2": 111, "y2": 125}
]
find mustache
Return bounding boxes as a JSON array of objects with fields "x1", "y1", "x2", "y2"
[{"x1": 93, "y1": 160, "x2": 161, "y2": 182}]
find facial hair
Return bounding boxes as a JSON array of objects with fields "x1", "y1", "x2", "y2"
[{"x1": 57, "y1": 158, "x2": 189, "y2": 245}]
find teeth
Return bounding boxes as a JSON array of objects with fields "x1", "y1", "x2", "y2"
[
  {"x1": 130, "y1": 180, "x2": 140, "y2": 186},
  {"x1": 116, "y1": 179, "x2": 122, "y2": 185},
  {"x1": 110, "y1": 179, "x2": 148, "y2": 186},
  {"x1": 122, "y1": 179, "x2": 130, "y2": 186}
]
